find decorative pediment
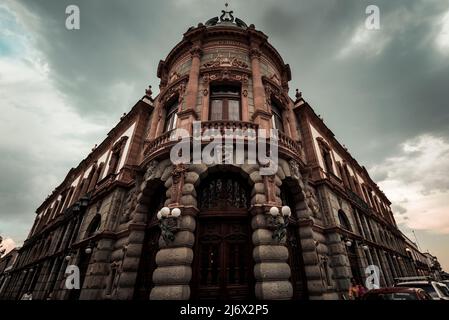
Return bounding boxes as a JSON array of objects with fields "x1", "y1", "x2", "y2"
[
  {"x1": 159, "y1": 76, "x2": 188, "y2": 105},
  {"x1": 263, "y1": 78, "x2": 289, "y2": 108}
]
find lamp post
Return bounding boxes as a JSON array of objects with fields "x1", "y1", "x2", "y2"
[{"x1": 266, "y1": 206, "x2": 291, "y2": 241}]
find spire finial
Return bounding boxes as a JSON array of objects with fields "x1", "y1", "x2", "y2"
[{"x1": 220, "y1": 2, "x2": 234, "y2": 22}]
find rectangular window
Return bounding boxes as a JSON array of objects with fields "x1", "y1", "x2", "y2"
[
  {"x1": 164, "y1": 101, "x2": 179, "y2": 132},
  {"x1": 270, "y1": 102, "x2": 284, "y2": 132},
  {"x1": 211, "y1": 100, "x2": 223, "y2": 120},
  {"x1": 209, "y1": 85, "x2": 241, "y2": 121},
  {"x1": 228, "y1": 100, "x2": 240, "y2": 121}
]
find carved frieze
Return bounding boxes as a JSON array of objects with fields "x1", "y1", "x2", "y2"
[
  {"x1": 202, "y1": 70, "x2": 249, "y2": 85},
  {"x1": 201, "y1": 55, "x2": 249, "y2": 70}
]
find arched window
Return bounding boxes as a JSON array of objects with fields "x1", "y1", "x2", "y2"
[
  {"x1": 338, "y1": 210, "x2": 352, "y2": 231},
  {"x1": 270, "y1": 100, "x2": 284, "y2": 132},
  {"x1": 317, "y1": 138, "x2": 334, "y2": 175},
  {"x1": 164, "y1": 99, "x2": 179, "y2": 132},
  {"x1": 107, "y1": 136, "x2": 128, "y2": 176},
  {"x1": 86, "y1": 214, "x2": 101, "y2": 237},
  {"x1": 209, "y1": 85, "x2": 241, "y2": 121},
  {"x1": 199, "y1": 174, "x2": 249, "y2": 209}
]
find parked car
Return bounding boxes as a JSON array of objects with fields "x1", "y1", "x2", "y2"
[
  {"x1": 442, "y1": 280, "x2": 449, "y2": 290},
  {"x1": 362, "y1": 287, "x2": 433, "y2": 300},
  {"x1": 394, "y1": 277, "x2": 449, "y2": 300}
]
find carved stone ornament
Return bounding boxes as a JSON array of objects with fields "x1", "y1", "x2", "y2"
[
  {"x1": 201, "y1": 55, "x2": 249, "y2": 70},
  {"x1": 169, "y1": 71, "x2": 181, "y2": 83},
  {"x1": 172, "y1": 163, "x2": 187, "y2": 185},
  {"x1": 159, "y1": 79, "x2": 187, "y2": 105},
  {"x1": 289, "y1": 159, "x2": 300, "y2": 178},
  {"x1": 264, "y1": 81, "x2": 289, "y2": 107},
  {"x1": 144, "y1": 160, "x2": 158, "y2": 180},
  {"x1": 305, "y1": 185, "x2": 321, "y2": 216},
  {"x1": 202, "y1": 71, "x2": 249, "y2": 85},
  {"x1": 190, "y1": 45, "x2": 203, "y2": 58}
]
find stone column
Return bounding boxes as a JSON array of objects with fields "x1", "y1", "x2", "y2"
[
  {"x1": 148, "y1": 100, "x2": 162, "y2": 139},
  {"x1": 249, "y1": 47, "x2": 271, "y2": 131},
  {"x1": 327, "y1": 232, "x2": 352, "y2": 298},
  {"x1": 150, "y1": 166, "x2": 196, "y2": 300},
  {"x1": 287, "y1": 101, "x2": 299, "y2": 140},
  {"x1": 150, "y1": 209, "x2": 196, "y2": 300},
  {"x1": 377, "y1": 250, "x2": 394, "y2": 286},
  {"x1": 184, "y1": 45, "x2": 202, "y2": 111},
  {"x1": 34, "y1": 260, "x2": 51, "y2": 299},
  {"x1": 251, "y1": 208, "x2": 293, "y2": 300},
  {"x1": 176, "y1": 45, "x2": 202, "y2": 135},
  {"x1": 80, "y1": 236, "x2": 115, "y2": 299},
  {"x1": 115, "y1": 222, "x2": 146, "y2": 300}
]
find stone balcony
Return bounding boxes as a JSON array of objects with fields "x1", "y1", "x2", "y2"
[{"x1": 143, "y1": 120, "x2": 304, "y2": 163}]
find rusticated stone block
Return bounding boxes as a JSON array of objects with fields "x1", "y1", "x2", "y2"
[
  {"x1": 156, "y1": 247, "x2": 193, "y2": 266},
  {"x1": 150, "y1": 285, "x2": 190, "y2": 300},
  {"x1": 125, "y1": 243, "x2": 143, "y2": 257},
  {"x1": 249, "y1": 171, "x2": 263, "y2": 183},
  {"x1": 302, "y1": 252, "x2": 319, "y2": 265},
  {"x1": 304, "y1": 265, "x2": 323, "y2": 279},
  {"x1": 306, "y1": 279, "x2": 326, "y2": 295},
  {"x1": 180, "y1": 215, "x2": 196, "y2": 232},
  {"x1": 184, "y1": 172, "x2": 200, "y2": 184},
  {"x1": 252, "y1": 229, "x2": 274, "y2": 246},
  {"x1": 251, "y1": 214, "x2": 267, "y2": 229},
  {"x1": 152, "y1": 265, "x2": 192, "y2": 285},
  {"x1": 118, "y1": 271, "x2": 138, "y2": 288},
  {"x1": 182, "y1": 183, "x2": 196, "y2": 196},
  {"x1": 254, "y1": 262, "x2": 291, "y2": 280},
  {"x1": 189, "y1": 164, "x2": 207, "y2": 175},
  {"x1": 161, "y1": 166, "x2": 173, "y2": 182},
  {"x1": 127, "y1": 230, "x2": 145, "y2": 243},
  {"x1": 122, "y1": 257, "x2": 140, "y2": 272},
  {"x1": 255, "y1": 280, "x2": 293, "y2": 300},
  {"x1": 253, "y1": 245, "x2": 288, "y2": 262},
  {"x1": 251, "y1": 194, "x2": 266, "y2": 205},
  {"x1": 180, "y1": 195, "x2": 197, "y2": 207},
  {"x1": 159, "y1": 231, "x2": 195, "y2": 248}
]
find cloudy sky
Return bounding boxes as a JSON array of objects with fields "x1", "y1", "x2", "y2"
[{"x1": 0, "y1": 0, "x2": 448, "y2": 269}]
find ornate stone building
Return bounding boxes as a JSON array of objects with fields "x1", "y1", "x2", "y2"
[{"x1": 0, "y1": 10, "x2": 426, "y2": 300}]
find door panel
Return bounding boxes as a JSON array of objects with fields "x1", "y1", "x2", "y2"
[
  {"x1": 287, "y1": 224, "x2": 308, "y2": 300},
  {"x1": 195, "y1": 219, "x2": 252, "y2": 300}
]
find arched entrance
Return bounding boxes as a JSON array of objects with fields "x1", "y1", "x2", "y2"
[
  {"x1": 192, "y1": 172, "x2": 254, "y2": 300},
  {"x1": 133, "y1": 181, "x2": 165, "y2": 300},
  {"x1": 281, "y1": 179, "x2": 309, "y2": 300}
]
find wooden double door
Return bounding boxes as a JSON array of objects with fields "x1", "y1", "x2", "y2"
[{"x1": 193, "y1": 216, "x2": 253, "y2": 300}]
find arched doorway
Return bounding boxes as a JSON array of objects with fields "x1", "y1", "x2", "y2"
[
  {"x1": 192, "y1": 172, "x2": 254, "y2": 300},
  {"x1": 280, "y1": 181, "x2": 309, "y2": 300},
  {"x1": 133, "y1": 181, "x2": 165, "y2": 300}
]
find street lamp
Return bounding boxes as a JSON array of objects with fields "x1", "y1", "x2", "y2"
[{"x1": 266, "y1": 206, "x2": 290, "y2": 241}]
